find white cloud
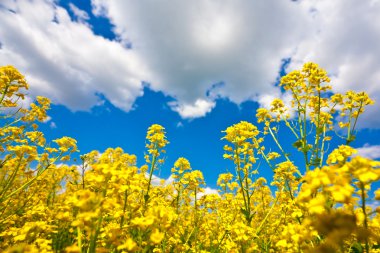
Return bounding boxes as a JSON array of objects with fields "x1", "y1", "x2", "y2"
[
  {"x1": 356, "y1": 144, "x2": 380, "y2": 160},
  {"x1": 0, "y1": 0, "x2": 149, "y2": 112},
  {"x1": 149, "y1": 174, "x2": 219, "y2": 200},
  {"x1": 1, "y1": 0, "x2": 379, "y2": 126},
  {"x1": 69, "y1": 3, "x2": 90, "y2": 22},
  {"x1": 90, "y1": 0, "x2": 380, "y2": 126},
  {"x1": 287, "y1": 0, "x2": 380, "y2": 128},
  {"x1": 0, "y1": 94, "x2": 33, "y2": 116},
  {"x1": 170, "y1": 99, "x2": 215, "y2": 119},
  {"x1": 43, "y1": 116, "x2": 52, "y2": 123},
  {"x1": 50, "y1": 121, "x2": 57, "y2": 129},
  {"x1": 91, "y1": 0, "x2": 311, "y2": 114},
  {"x1": 258, "y1": 91, "x2": 296, "y2": 118},
  {"x1": 149, "y1": 174, "x2": 174, "y2": 186}
]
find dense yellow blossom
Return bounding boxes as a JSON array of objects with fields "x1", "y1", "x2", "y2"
[{"x1": 0, "y1": 64, "x2": 379, "y2": 253}]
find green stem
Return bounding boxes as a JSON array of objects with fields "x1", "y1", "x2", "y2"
[
  {"x1": 360, "y1": 182, "x2": 369, "y2": 253},
  {"x1": 0, "y1": 84, "x2": 9, "y2": 105},
  {"x1": 88, "y1": 216, "x2": 103, "y2": 253},
  {"x1": 234, "y1": 146, "x2": 249, "y2": 222},
  {"x1": 267, "y1": 127, "x2": 302, "y2": 177},
  {"x1": 256, "y1": 187, "x2": 283, "y2": 235},
  {"x1": 0, "y1": 156, "x2": 23, "y2": 200},
  {"x1": 145, "y1": 144, "x2": 158, "y2": 207},
  {"x1": 347, "y1": 100, "x2": 363, "y2": 145},
  {"x1": 319, "y1": 125, "x2": 327, "y2": 168},
  {"x1": 78, "y1": 227, "x2": 83, "y2": 253},
  {"x1": 310, "y1": 89, "x2": 322, "y2": 168},
  {"x1": 284, "y1": 118, "x2": 299, "y2": 139},
  {"x1": 0, "y1": 151, "x2": 63, "y2": 202},
  {"x1": 120, "y1": 190, "x2": 128, "y2": 229},
  {"x1": 302, "y1": 96, "x2": 310, "y2": 171},
  {"x1": 346, "y1": 108, "x2": 354, "y2": 145},
  {"x1": 88, "y1": 187, "x2": 107, "y2": 253}
]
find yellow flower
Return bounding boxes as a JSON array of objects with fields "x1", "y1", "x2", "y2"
[
  {"x1": 276, "y1": 239, "x2": 288, "y2": 248},
  {"x1": 146, "y1": 124, "x2": 169, "y2": 149},
  {"x1": 131, "y1": 216, "x2": 155, "y2": 229},
  {"x1": 267, "y1": 152, "x2": 280, "y2": 160},
  {"x1": 307, "y1": 195, "x2": 326, "y2": 214},
  {"x1": 150, "y1": 229, "x2": 164, "y2": 244},
  {"x1": 256, "y1": 108, "x2": 272, "y2": 123},
  {"x1": 326, "y1": 145, "x2": 356, "y2": 165},
  {"x1": 53, "y1": 136, "x2": 78, "y2": 153},
  {"x1": 270, "y1": 98, "x2": 287, "y2": 115},
  {"x1": 117, "y1": 238, "x2": 137, "y2": 251},
  {"x1": 172, "y1": 157, "x2": 191, "y2": 174},
  {"x1": 375, "y1": 189, "x2": 380, "y2": 200}
]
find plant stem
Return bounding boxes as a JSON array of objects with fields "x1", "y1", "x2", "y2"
[{"x1": 360, "y1": 182, "x2": 369, "y2": 253}]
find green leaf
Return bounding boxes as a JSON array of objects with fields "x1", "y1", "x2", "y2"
[
  {"x1": 311, "y1": 157, "x2": 321, "y2": 166},
  {"x1": 240, "y1": 208, "x2": 250, "y2": 218},
  {"x1": 301, "y1": 145, "x2": 311, "y2": 153},
  {"x1": 292, "y1": 140, "x2": 303, "y2": 149},
  {"x1": 350, "y1": 242, "x2": 363, "y2": 253}
]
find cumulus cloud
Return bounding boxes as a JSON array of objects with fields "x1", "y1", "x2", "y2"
[
  {"x1": 91, "y1": 0, "x2": 312, "y2": 118},
  {"x1": 170, "y1": 99, "x2": 215, "y2": 119},
  {"x1": 288, "y1": 0, "x2": 380, "y2": 128},
  {"x1": 257, "y1": 91, "x2": 297, "y2": 118},
  {"x1": 0, "y1": 0, "x2": 149, "y2": 112},
  {"x1": 1, "y1": 0, "x2": 379, "y2": 123},
  {"x1": 356, "y1": 144, "x2": 380, "y2": 160},
  {"x1": 69, "y1": 3, "x2": 90, "y2": 22},
  {"x1": 90, "y1": 0, "x2": 380, "y2": 123}
]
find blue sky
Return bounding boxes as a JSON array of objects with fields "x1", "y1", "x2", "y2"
[{"x1": 1, "y1": 0, "x2": 380, "y2": 189}]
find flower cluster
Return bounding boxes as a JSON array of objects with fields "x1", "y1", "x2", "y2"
[{"x1": 0, "y1": 64, "x2": 379, "y2": 253}]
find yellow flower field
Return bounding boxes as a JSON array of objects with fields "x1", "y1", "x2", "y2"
[{"x1": 0, "y1": 63, "x2": 379, "y2": 252}]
